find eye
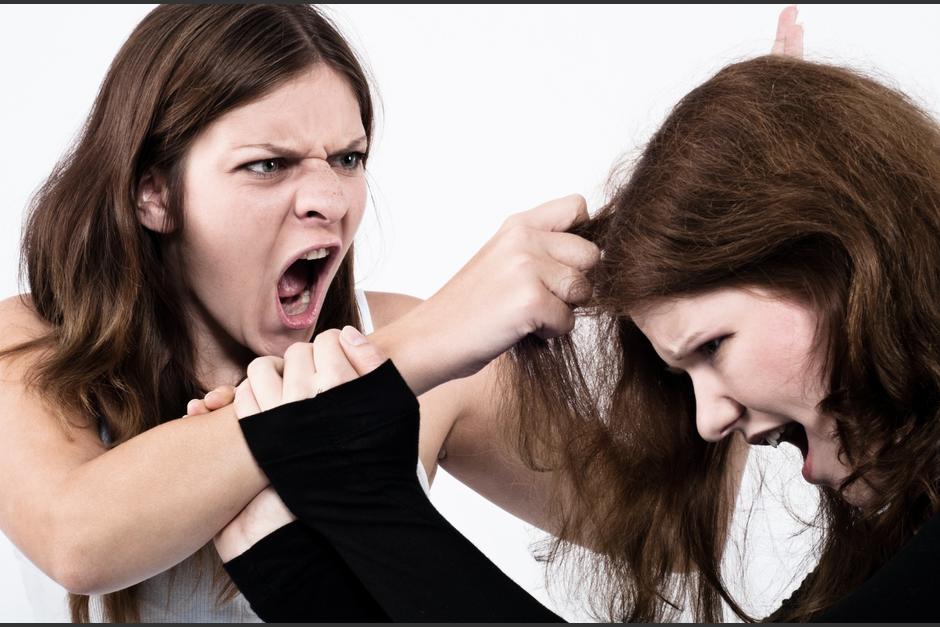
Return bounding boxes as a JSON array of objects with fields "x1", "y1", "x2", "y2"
[
  {"x1": 244, "y1": 158, "x2": 286, "y2": 177},
  {"x1": 697, "y1": 336, "x2": 727, "y2": 359},
  {"x1": 329, "y1": 151, "x2": 367, "y2": 172}
]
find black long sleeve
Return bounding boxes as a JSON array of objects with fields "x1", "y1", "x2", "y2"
[
  {"x1": 227, "y1": 360, "x2": 563, "y2": 622},
  {"x1": 223, "y1": 520, "x2": 388, "y2": 621},
  {"x1": 810, "y1": 508, "x2": 940, "y2": 622}
]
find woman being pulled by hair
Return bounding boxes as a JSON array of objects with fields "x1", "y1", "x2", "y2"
[{"x1": 217, "y1": 52, "x2": 940, "y2": 622}]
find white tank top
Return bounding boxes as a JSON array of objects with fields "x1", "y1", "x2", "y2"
[{"x1": 14, "y1": 289, "x2": 429, "y2": 621}]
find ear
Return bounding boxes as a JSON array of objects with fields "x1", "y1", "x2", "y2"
[{"x1": 136, "y1": 171, "x2": 174, "y2": 233}]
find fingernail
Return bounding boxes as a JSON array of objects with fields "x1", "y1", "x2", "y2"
[{"x1": 340, "y1": 325, "x2": 367, "y2": 346}]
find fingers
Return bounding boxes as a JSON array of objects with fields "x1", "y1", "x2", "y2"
[
  {"x1": 235, "y1": 330, "x2": 381, "y2": 416},
  {"x1": 245, "y1": 356, "x2": 285, "y2": 412},
  {"x1": 784, "y1": 22, "x2": 803, "y2": 58},
  {"x1": 311, "y1": 329, "x2": 360, "y2": 393},
  {"x1": 772, "y1": 5, "x2": 803, "y2": 59},
  {"x1": 541, "y1": 262, "x2": 593, "y2": 306},
  {"x1": 281, "y1": 342, "x2": 318, "y2": 404},
  {"x1": 185, "y1": 398, "x2": 208, "y2": 417},
  {"x1": 233, "y1": 379, "x2": 261, "y2": 419},
  {"x1": 771, "y1": 5, "x2": 796, "y2": 55},
  {"x1": 204, "y1": 385, "x2": 236, "y2": 411},
  {"x1": 518, "y1": 284, "x2": 577, "y2": 340},
  {"x1": 338, "y1": 326, "x2": 388, "y2": 376},
  {"x1": 536, "y1": 230, "x2": 601, "y2": 273},
  {"x1": 184, "y1": 384, "x2": 236, "y2": 418},
  {"x1": 505, "y1": 194, "x2": 588, "y2": 233}
]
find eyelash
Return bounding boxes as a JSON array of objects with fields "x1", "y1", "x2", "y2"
[
  {"x1": 330, "y1": 151, "x2": 367, "y2": 172},
  {"x1": 244, "y1": 158, "x2": 286, "y2": 178},
  {"x1": 243, "y1": 151, "x2": 368, "y2": 179},
  {"x1": 697, "y1": 336, "x2": 727, "y2": 359}
]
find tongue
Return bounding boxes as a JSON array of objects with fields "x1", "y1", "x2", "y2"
[{"x1": 277, "y1": 262, "x2": 308, "y2": 299}]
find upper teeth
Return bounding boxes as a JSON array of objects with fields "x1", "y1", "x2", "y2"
[
  {"x1": 303, "y1": 248, "x2": 330, "y2": 260},
  {"x1": 764, "y1": 426, "x2": 785, "y2": 448}
]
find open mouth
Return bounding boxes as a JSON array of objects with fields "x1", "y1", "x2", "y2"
[
  {"x1": 757, "y1": 422, "x2": 809, "y2": 458},
  {"x1": 276, "y1": 247, "x2": 334, "y2": 329}
]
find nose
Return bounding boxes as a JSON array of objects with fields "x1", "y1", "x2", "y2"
[
  {"x1": 690, "y1": 371, "x2": 743, "y2": 442},
  {"x1": 293, "y1": 161, "x2": 348, "y2": 224}
]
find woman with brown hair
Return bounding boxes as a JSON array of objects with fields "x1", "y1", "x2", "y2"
[
  {"x1": 219, "y1": 52, "x2": 940, "y2": 621},
  {"x1": 0, "y1": 4, "x2": 598, "y2": 622}
]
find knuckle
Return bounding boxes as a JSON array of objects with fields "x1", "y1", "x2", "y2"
[
  {"x1": 502, "y1": 212, "x2": 523, "y2": 230},
  {"x1": 283, "y1": 341, "x2": 309, "y2": 360},
  {"x1": 246, "y1": 356, "x2": 272, "y2": 377},
  {"x1": 499, "y1": 223, "x2": 530, "y2": 249},
  {"x1": 567, "y1": 193, "x2": 587, "y2": 212},
  {"x1": 517, "y1": 283, "x2": 548, "y2": 312},
  {"x1": 313, "y1": 328, "x2": 342, "y2": 347},
  {"x1": 560, "y1": 312, "x2": 576, "y2": 335},
  {"x1": 507, "y1": 251, "x2": 536, "y2": 274},
  {"x1": 584, "y1": 242, "x2": 601, "y2": 266}
]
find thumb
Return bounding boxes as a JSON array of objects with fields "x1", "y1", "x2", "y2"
[{"x1": 339, "y1": 325, "x2": 388, "y2": 376}]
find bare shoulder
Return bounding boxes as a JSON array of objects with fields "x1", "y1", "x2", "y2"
[
  {"x1": 363, "y1": 291, "x2": 423, "y2": 330},
  {"x1": 0, "y1": 294, "x2": 50, "y2": 368}
]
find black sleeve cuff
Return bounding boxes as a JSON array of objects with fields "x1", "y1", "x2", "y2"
[{"x1": 236, "y1": 360, "x2": 563, "y2": 622}]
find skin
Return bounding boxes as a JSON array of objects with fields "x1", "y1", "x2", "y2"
[
  {"x1": 201, "y1": 7, "x2": 809, "y2": 557},
  {"x1": 1, "y1": 6, "x2": 805, "y2": 599},
  {"x1": 0, "y1": 63, "x2": 594, "y2": 596},
  {"x1": 632, "y1": 287, "x2": 853, "y2": 492},
  {"x1": 139, "y1": 64, "x2": 369, "y2": 386}
]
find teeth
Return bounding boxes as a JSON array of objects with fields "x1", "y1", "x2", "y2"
[
  {"x1": 764, "y1": 426, "x2": 785, "y2": 448},
  {"x1": 303, "y1": 248, "x2": 330, "y2": 261},
  {"x1": 283, "y1": 289, "x2": 311, "y2": 316}
]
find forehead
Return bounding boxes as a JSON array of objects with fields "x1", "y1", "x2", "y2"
[
  {"x1": 632, "y1": 288, "x2": 768, "y2": 349},
  {"x1": 196, "y1": 64, "x2": 364, "y2": 150}
]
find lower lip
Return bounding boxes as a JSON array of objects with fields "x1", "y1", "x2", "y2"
[
  {"x1": 275, "y1": 264, "x2": 327, "y2": 331},
  {"x1": 800, "y1": 447, "x2": 813, "y2": 483},
  {"x1": 276, "y1": 292, "x2": 320, "y2": 330}
]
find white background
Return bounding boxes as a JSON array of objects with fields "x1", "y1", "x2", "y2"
[{"x1": 1, "y1": 3, "x2": 939, "y2": 621}]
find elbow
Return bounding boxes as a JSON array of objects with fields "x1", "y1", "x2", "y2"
[
  {"x1": 45, "y1": 517, "x2": 113, "y2": 595},
  {"x1": 48, "y1": 545, "x2": 108, "y2": 595}
]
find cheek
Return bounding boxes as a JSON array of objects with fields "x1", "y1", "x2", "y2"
[
  {"x1": 729, "y1": 314, "x2": 825, "y2": 413},
  {"x1": 179, "y1": 185, "x2": 283, "y2": 300},
  {"x1": 340, "y1": 178, "x2": 367, "y2": 238},
  {"x1": 722, "y1": 348, "x2": 785, "y2": 406}
]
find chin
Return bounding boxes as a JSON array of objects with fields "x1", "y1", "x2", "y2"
[
  {"x1": 248, "y1": 328, "x2": 310, "y2": 360},
  {"x1": 838, "y1": 478, "x2": 877, "y2": 510}
]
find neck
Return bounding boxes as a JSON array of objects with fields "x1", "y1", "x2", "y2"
[{"x1": 185, "y1": 301, "x2": 255, "y2": 392}]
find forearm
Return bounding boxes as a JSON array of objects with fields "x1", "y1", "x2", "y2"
[
  {"x1": 44, "y1": 406, "x2": 266, "y2": 594},
  {"x1": 236, "y1": 362, "x2": 563, "y2": 622},
  {"x1": 368, "y1": 299, "x2": 450, "y2": 397},
  {"x1": 223, "y1": 521, "x2": 388, "y2": 621},
  {"x1": 437, "y1": 358, "x2": 561, "y2": 533}
]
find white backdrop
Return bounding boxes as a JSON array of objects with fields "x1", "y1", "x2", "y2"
[{"x1": 1, "y1": 3, "x2": 939, "y2": 622}]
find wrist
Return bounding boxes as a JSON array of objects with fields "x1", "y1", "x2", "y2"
[{"x1": 368, "y1": 300, "x2": 451, "y2": 396}]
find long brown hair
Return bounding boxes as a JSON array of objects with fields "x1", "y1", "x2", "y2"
[
  {"x1": 507, "y1": 56, "x2": 940, "y2": 621},
  {"x1": 8, "y1": 5, "x2": 372, "y2": 622}
]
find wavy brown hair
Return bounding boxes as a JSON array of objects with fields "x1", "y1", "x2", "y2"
[
  {"x1": 507, "y1": 55, "x2": 940, "y2": 621},
  {"x1": 6, "y1": 5, "x2": 371, "y2": 622}
]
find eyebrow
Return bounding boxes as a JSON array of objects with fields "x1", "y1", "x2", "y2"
[
  {"x1": 233, "y1": 135, "x2": 369, "y2": 157},
  {"x1": 668, "y1": 330, "x2": 705, "y2": 363}
]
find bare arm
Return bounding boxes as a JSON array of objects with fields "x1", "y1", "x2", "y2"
[
  {"x1": 370, "y1": 293, "x2": 750, "y2": 544},
  {"x1": 363, "y1": 292, "x2": 556, "y2": 527},
  {"x1": 1, "y1": 195, "x2": 594, "y2": 594},
  {"x1": 0, "y1": 300, "x2": 267, "y2": 595}
]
